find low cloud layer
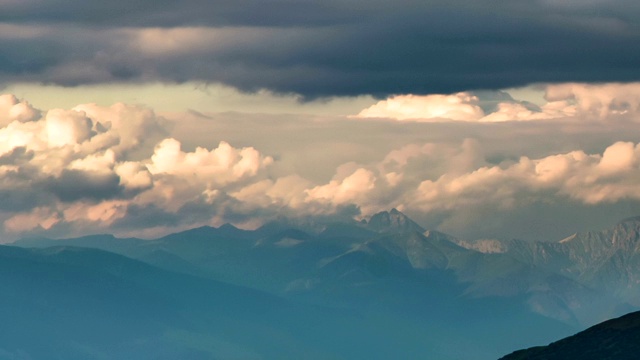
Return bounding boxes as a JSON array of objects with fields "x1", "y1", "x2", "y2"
[
  {"x1": 1, "y1": 1, "x2": 640, "y2": 97},
  {"x1": 2, "y1": 83, "x2": 640, "y2": 241},
  {"x1": 0, "y1": 97, "x2": 272, "y2": 237},
  {"x1": 355, "y1": 83, "x2": 640, "y2": 122}
]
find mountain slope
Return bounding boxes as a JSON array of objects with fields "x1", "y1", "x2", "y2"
[
  {"x1": 14, "y1": 210, "x2": 640, "y2": 358},
  {"x1": 364, "y1": 208, "x2": 426, "y2": 233},
  {"x1": 0, "y1": 245, "x2": 313, "y2": 359},
  {"x1": 4, "y1": 245, "x2": 447, "y2": 360},
  {"x1": 7, "y1": 243, "x2": 561, "y2": 360},
  {"x1": 500, "y1": 310, "x2": 640, "y2": 360}
]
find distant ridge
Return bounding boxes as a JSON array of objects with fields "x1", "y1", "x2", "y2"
[{"x1": 10, "y1": 209, "x2": 640, "y2": 356}]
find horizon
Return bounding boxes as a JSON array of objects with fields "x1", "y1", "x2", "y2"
[{"x1": 10, "y1": 208, "x2": 640, "y2": 245}]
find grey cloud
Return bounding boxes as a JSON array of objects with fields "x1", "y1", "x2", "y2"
[
  {"x1": 0, "y1": 0, "x2": 370, "y2": 27},
  {"x1": 0, "y1": 1, "x2": 639, "y2": 96},
  {"x1": 432, "y1": 199, "x2": 640, "y2": 242},
  {"x1": 0, "y1": 147, "x2": 33, "y2": 166},
  {"x1": 0, "y1": 189, "x2": 51, "y2": 212},
  {"x1": 111, "y1": 203, "x2": 181, "y2": 230},
  {"x1": 43, "y1": 170, "x2": 123, "y2": 203},
  {"x1": 0, "y1": 166, "x2": 54, "y2": 211}
]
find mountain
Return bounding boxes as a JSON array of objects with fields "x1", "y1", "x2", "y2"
[
  {"x1": 500, "y1": 310, "x2": 640, "y2": 360},
  {"x1": 504, "y1": 217, "x2": 640, "y2": 292},
  {"x1": 0, "y1": 244, "x2": 280, "y2": 359},
  {"x1": 5, "y1": 244, "x2": 483, "y2": 360},
  {"x1": 1, "y1": 244, "x2": 365, "y2": 359},
  {"x1": 363, "y1": 208, "x2": 426, "y2": 233},
  {"x1": 490, "y1": 217, "x2": 640, "y2": 323},
  {"x1": 12, "y1": 209, "x2": 640, "y2": 359}
]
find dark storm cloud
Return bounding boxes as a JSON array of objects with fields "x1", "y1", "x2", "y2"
[
  {"x1": 0, "y1": 0, "x2": 368, "y2": 27},
  {"x1": 111, "y1": 204, "x2": 181, "y2": 230},
  {"x1": 1, "y1": 0, "x2": 640, "y2": 96},
  {"x1": 0, "y1": 147, "x2": 33, "y2": 166},
  {"x1": 43, "y1": 170, "x2": 123, "y2": 202}
]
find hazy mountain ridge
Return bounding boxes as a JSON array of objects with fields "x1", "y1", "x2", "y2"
[
  {"x1": 5, "y1": 244, "x2": 473, "y2": 360},
  {"x1": 0, "y1": 245, "x2": 276, "y2": 359},
  {"x1": 501, "y1": 217, "x2": 640, "y2": 302},
  {"x1": 11, "y1": 210, "x2": 640, "y2": 358},
  {"x1": 15, "y1": 211, "x2": 640, "y2": 320}
]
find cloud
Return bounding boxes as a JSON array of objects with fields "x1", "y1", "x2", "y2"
[
  {"x1": 223, "y1": 138, "x2": 640, "y2": 233},
  {"x1": 44, "y1": 169, "x2": 121, "y2": 203},
  {"x1": 478, "y1": 101, "x2": 575, "y2": 122},
  {"x1": 1, "y1": 88, "x2": 640, "y2": 241},
  {"x1": 306, "y1": 167, "x2": 377, "y2": 207},
  {"x1": 139, "y1": 138, "x2": 274, "y2": 213},
  {"x1": 115, "y1": 161, "x2": 153, "y2": 191},
  {"x1": 545, "y1": 83, "x2": 640, "y2": 118},
  {"x1": 72, "y1": 102, "x2": 168, "y2": 155},
  {"x1": 407, "y1": 141, "x2": 640, "y2": 212},
  {"x1": 4, "y1": 207, "x2": 60, "y2": 233},
  {"x1": 355, "y1": 91, "x2": 569, "y2": 122},
  {"x1": 355, "y1": 83, "x2": 640, "y2": 122},
  {"x1": 356, "y1": 93, "x2": 485, "y2": 121},
  {"x1": 147, "y1": 138, "x2": 272, "y2": 186},
  {"x1": 0, "y1": 94, "x2": 40, "y2": 125},
  {"x1": 0, "y1": 0, "x2": 356, "y2": 28},
  {"x1": 230, "y1": 175, "x2": 313, "y2": 211},
  {"x1": 0, "y1": 94, "x2": 275, "y2": 236},
  {"x1": 1, "y1": 2, "x2": 640, "y2": 97},
  {"x1": 45, "y1": 109, "x2": 93, "y2": 147}
]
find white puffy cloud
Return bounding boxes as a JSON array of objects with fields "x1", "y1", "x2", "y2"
[
  {"x1": 230, "y1": 175, "x2": 313, "y2": 210},
  {"x1": 598, "y1": 141, "x2": 637, "y2": 175},
  {"x1": 0, "y1": 94, "x2": 40, "y2": 125},
  {"x1": 356, "y1": 92, "x2": 485, "y2": 121},
  {"x1": 0, "y1": 94, "x2": 275, "y2": 237},
  {"x1": 355, "y1": 82, "x2": 640, "y2": 122},
  {"x1": 305, "y1": 167, "x2": 377, "y2": 206},
  {"x1": 45, "y1": 109, "x2": 93, "y2": 148},
  {"x1": 0, "y1": 120, "x2": 44, "y2": 156},
  {"x1": 72, "y1": 102, "x2": 167, "y2": 154},
  {"x1": 545, "y1": 83, "x2": 640, "y2": 118},
  {"x1": 147, "y1": 138, "x2": 273, "y2": 187},
  {"x1": 115, "y1": 162, "x2": 153, "y2": 191},
  {"x1": 68, "y1": 150, "x2": 115, "y2": 174},
  {"x1": 233, "y1": 137, "x2": 640, "y2": 227},
  {"x1": 407, "y1": 141, "x2": 640, "y2": 212},
  {"x1": 2, "y1": 86, "x2": 640, "y2": 241}
]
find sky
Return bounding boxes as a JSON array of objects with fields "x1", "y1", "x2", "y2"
[{"x1": 0, "y1": 0, "x2": 640, "y2": 242}]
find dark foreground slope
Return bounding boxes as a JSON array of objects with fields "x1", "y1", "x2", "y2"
[{"x1": 500, "y1": 310, "x2": 640, "y2": 360}]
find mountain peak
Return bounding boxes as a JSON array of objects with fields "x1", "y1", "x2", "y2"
[{"x1": 365, "y1": 209, "x2": 426, "y2": 233}]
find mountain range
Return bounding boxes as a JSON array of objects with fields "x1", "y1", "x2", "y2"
[{"x1": 9, "y1": 209, "x2": 640, "y2": 359}]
